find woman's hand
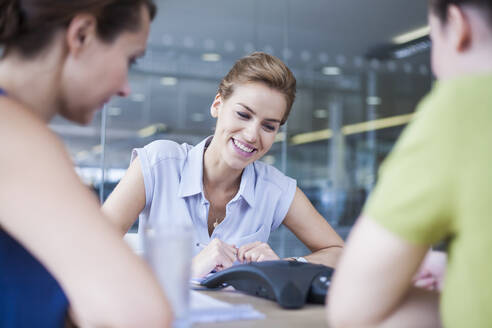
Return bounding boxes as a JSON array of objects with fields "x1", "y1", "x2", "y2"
[
  {"x1": 413, "y1": 250, "x2": 447, "y2": 291},
  {"x1": 237, "y1": 241, "x2": 280, "y2": 263},
  {"x1": 191, "y1": 238, "x2": 237, "y2": 278}
]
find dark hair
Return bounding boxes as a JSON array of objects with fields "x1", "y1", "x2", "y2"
[
  {"x1": 218, "y1": 52, "x2": 297, "y2": 125},
  {"x1": 0, "y1": 0, "x2": 156, "y2": 58},
  {"x1": 429, "y1": 0, "x2": 492, "y2": 23}
]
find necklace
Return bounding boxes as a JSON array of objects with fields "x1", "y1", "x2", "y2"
[
  {"x1": 208, "y1": 202, "x2": 225, "y2": 230},
  {"x1": 212, "y1": 215, "x2": 225, "y2": 229}
]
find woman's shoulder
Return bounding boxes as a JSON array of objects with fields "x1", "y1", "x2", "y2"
[
  {"x1": 1, "y1": 96, "x2": 42, "y2": 125},
  {"x1": 0, "y1": 97, "x2": 60, "y2": 150},
  {"x1": 252, "y1": 160, "x2": 296, "y2": 190},
  {"x1": 139, "y1": 139, "x2": 192, "y2": 166}
]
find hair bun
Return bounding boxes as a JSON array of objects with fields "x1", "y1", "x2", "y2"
[{"x1": 0, "y1": 0, "x2": 22, "y2": 43}]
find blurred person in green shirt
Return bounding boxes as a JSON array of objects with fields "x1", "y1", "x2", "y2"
[{"x1": 328, "y1": 0, "x2": 492, "y2": 327}]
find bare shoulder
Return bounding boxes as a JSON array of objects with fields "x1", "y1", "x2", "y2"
[
  {"x1": 0, "y1": 96, "x2": 83, "y2": 220},
  {"x1": 0, "y1": 97, "x2": 70, "y2": 164}
]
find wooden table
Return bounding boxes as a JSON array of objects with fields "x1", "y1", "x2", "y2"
[{"x1": 194, "y1": 289, "x2": 328, "y2": 328}]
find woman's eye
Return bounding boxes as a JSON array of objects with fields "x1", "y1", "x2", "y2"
[
  {"x1": 128, "y1": 57, "x2": 139, "y2": 68},
  {"x1": 237, "y1": 112, "x2": 250, "y2": 119},
  {"x1": 264, "y1": 124, "x2": 276, "y2": 132}
]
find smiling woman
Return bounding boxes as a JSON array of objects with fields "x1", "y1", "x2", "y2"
[{"x1": 103, "y1": 52, "x2": 345, "y2": 278}]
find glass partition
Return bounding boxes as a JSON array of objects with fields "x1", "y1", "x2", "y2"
[{"x1": 50, "y1": 0, "x2": 432, "y2": 256}]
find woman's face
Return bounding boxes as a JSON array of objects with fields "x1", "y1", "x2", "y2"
[
  {"x1": 211, "y1": 82, "x2": 287, "y2": 170},
  {"x1": 59, "y1": 6, "x2": 151, "y2": 124}
]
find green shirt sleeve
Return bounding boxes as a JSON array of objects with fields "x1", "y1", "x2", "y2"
[{"x1": 363, "y1": 86, "x2": 458, "y2": 245}]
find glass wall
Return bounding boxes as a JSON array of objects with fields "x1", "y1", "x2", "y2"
[{"x1": 50, "y1": 0, "x2": 432, "y2": 256}]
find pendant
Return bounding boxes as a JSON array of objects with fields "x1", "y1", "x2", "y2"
[{"x1": 213, "y1": 219, "x2": 219, "y2": 228}]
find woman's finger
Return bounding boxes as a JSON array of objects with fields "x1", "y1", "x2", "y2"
[
  {"x1": 414, "y1": 276, "x2": 436, "y2": 289},
  {"x1": 238, "y1": 241, "x2": 261, "y2": 262},
  {"x1": 221, "y1": 244, "x2": 238, "y2": 263}
]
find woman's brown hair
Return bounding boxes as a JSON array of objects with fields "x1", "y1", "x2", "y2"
[
  {"x1": 429, "y1": 0, "x2": 492, "y2": 24},
  {"x1": 218, "y1": 52, "x2": 297, "y2": 125},
  {"x1": 0, "y1": 0, "x2": 156, "y2": 58}
]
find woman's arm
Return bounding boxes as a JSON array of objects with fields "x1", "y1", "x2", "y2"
[
  {"x1": 282, "y1": 187, "x2": 344, "y2": 267},
  {"x1": 102, "y1": 157, "x2": 146, "y2": 236},
  {"x1": 0, "y1": 103, "x2": 171, "y2": 327},
  {"x1": 327, "y1": 216, "x2": 441, "y2": 328}
]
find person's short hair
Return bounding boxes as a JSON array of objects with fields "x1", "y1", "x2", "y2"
[
  {"x1": 429, "y1": 0, "x2": 492, "y2": 25},
  {"x1": 217, "y1": 52, "x2": 296, "y2": 125},
  {"x1": 0, "y1": 0, "x2": 157, "y2": 58}
]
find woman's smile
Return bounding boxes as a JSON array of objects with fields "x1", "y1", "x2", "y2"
[{"x1": 230, "y1": 138, "x2": 257, "y2": 158}]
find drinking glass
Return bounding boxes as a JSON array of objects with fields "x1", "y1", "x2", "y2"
[{"x1": 143, "y1": 223, "x2": 193, "y2": 327}]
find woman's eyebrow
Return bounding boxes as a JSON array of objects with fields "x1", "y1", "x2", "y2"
[{"x1": 238, "y1": 103, "x2": 281, "y2": 123}]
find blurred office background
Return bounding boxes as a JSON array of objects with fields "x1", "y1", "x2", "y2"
[{"x1": 50, "y1": 0, "x2": 433, "y2": 257}]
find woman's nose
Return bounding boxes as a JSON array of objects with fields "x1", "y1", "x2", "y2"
[
  {"x1": 243, "y1": 122, "x2": 259, "y2": 143},
  {"x1": 117, "y1": 80, "x2": 131, "y2": 97}
]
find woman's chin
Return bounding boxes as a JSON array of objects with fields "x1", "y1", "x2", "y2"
[
  {"x1": 61, "y1": 109, "x2": 96, "y2": 126},
  {"x1": 225, "y1": 154, "x2": 256, "y2": 171}
]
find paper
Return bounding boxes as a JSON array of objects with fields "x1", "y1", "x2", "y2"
[
  {"x1": 189, "y1": 273, "x2": 218, "y2": 290},
  {"x1": 190, "y1": 275, "x2": 210, "y2": 286},
  {"x1": 189, "y1": 290, "x2": 265, "y2": 323},
  {"x1": 189, "y1": 262, "x2": 242, "y2": 288}
]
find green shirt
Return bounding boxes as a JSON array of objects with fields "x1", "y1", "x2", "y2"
[{"x1": 364, "y1": 74, "x2": 492, "y2": 328}]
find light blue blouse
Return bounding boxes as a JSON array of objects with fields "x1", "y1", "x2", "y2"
[{"x1": 133, "y1": 136, "x2": 297, "y2": 255}]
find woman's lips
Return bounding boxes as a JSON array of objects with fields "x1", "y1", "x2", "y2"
[{"x1": 231, "y1": 138, "x2": 256, "y2": 158}]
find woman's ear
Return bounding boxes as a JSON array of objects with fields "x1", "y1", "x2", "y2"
[
  {"x1": 447, "y1": 4, "x2": 472, "y2": 52},
  {"x1": 65, "y1": 14, "x2": 97, "y2": 57},
  {"x1": 210, "y1": 93, "x2": 222, "y2": 118}
]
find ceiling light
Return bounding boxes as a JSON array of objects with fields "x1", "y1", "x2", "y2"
[
  {"x1": 366, "y1": 97, "x2": 382, "y2": 106},
  {"x1": 313, "y1": 109, "x2": 329, "y2": 119},
  {"x1": 108, "y1": 107, "x2": 122, "y2": 116},
  {"x1": 393, "y1": 25, "x2": 430, "y2": 44},
  {"x1": 202, "y1": 53, "x2": 221, "y2": 62},
  {"x1": 160, "y1": 77, "x2": 177, "y2": 86},
  {"x1": 274, "y1": 132, "x2": 286, "y2": 143},
  {"x1": 76, "y1": 150, "x2": 90, "y2": 160},
  {"x1": 290, "y1": 113, "x2": 414, "y2": 145},
  {"x1": 342, "y1": 114, "x2": 413, "y2": 136},
  {"x1": 322, "y1": 66, "x2": 341, "y2": 75},
  {"x1": 130, "y1": 93, "x2": 145, "y2": 102},
  {"x1": 291, "y1": 129, "x2": 333, "y2": 145},
  {"x1": 366, "y1": 36, "x2": 431, "y2": 60},
  {"x1": 191, "y1": 113, "x2": 205, "y2": 122},
  {"x1": 138, "y1": 123, "x2": 167, "y2": 138},
  {"x1": 262, "y1": 155, "x2": 276, "y2": 165},
  {"x1": 393, "y1": 39, "x2": 431, "y2": 59},
  {"x1": 301, "y1": 50, "x2": 311, "y2": 62},
  {"x1": 161, "y1": 34, "x2": 173, "y2": 46},
  {"x1": 92, "y1": 144, "x2": 102, "y2": 154}
]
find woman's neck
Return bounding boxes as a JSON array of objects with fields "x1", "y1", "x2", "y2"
[
  {"x1": 0, "y1": 48, "x2": 63, "y2": 122},
  {"x1": 202, "y1": 138, "x2": 243, "y2": 195}
]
